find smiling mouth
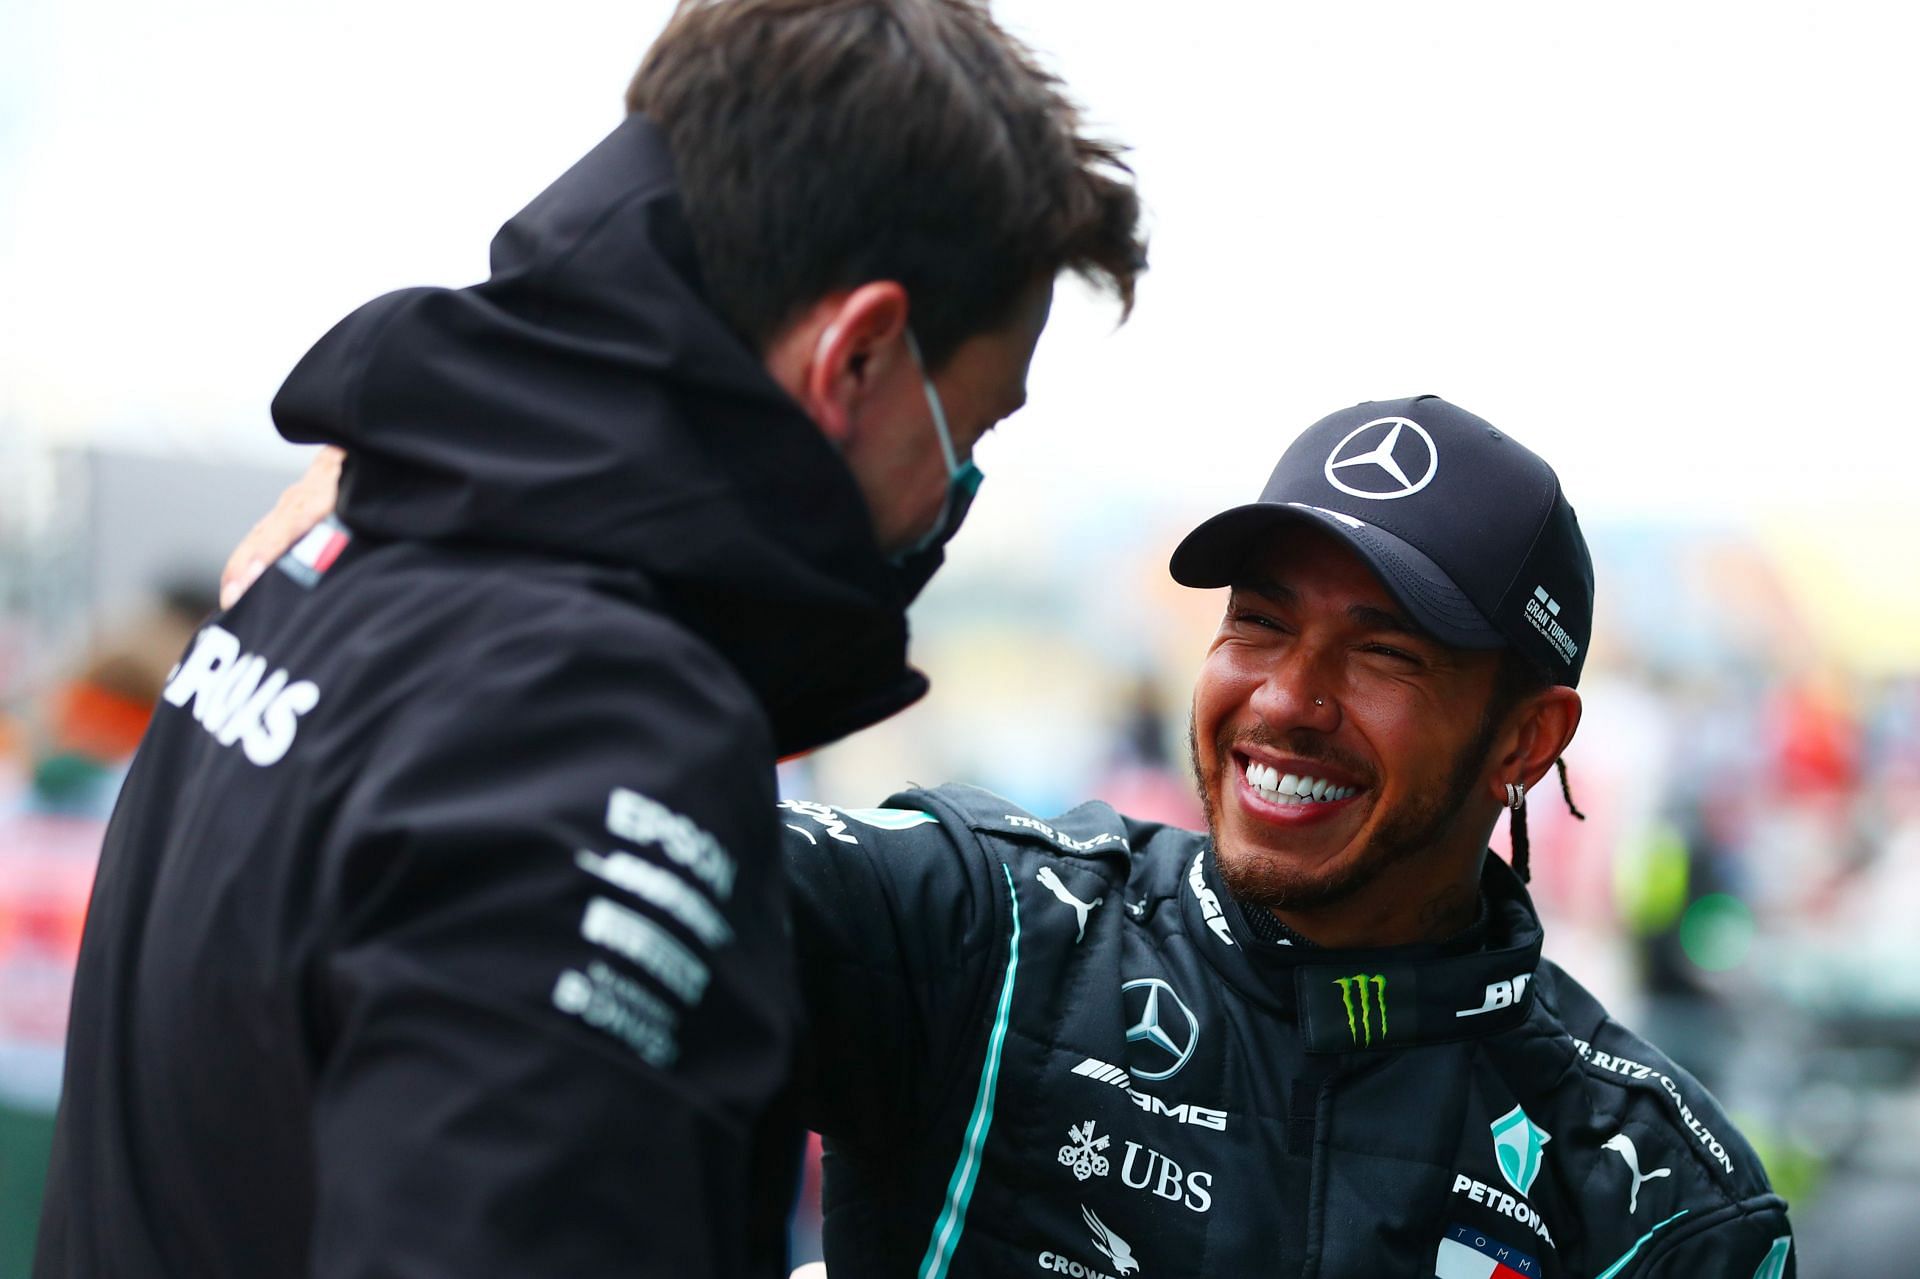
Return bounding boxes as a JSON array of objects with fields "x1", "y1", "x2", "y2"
[{"x1": 1240, "y1": 757, "x2": 1363, "y2": 807}]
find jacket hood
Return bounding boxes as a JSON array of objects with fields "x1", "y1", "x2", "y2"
[{"x1": 271, "y1": 115, "x2": 929, "y2": 755}]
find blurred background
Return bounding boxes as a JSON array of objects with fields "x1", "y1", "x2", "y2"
[{"x1": 3, "y1": 1, "x2": 1917, "y2": 1273}]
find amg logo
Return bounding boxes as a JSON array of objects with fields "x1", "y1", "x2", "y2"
[
  {"x1": 1072, "y1": 1057, "x2": 1133, "y2": 1088},
  {"x1": 1128, "y1": 1089, "x2": 1227, "y2": 1132},
  {"x1": 1333, "y1": 973, "x2": 1388, "y2": 1045},
  {"x1": 162, "y1": 624, "x2": 320, "y2": 767}
]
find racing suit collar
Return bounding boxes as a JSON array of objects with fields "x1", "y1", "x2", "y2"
[{"x1": 1183, "y1": 845, "x2": 1546, "y2": 1052}]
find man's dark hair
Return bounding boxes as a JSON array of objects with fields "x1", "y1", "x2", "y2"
[{"x1": 627, "y1": 0, "x2": 1146, "y2": 367}]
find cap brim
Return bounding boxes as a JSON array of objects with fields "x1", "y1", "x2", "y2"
[{"x1": 1169, "y1": 503, "x2": 1505, "y2": 650}]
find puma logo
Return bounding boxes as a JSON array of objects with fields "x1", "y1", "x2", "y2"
[
  {"x1": 1603, "y1": 1133, "x2": 1671, "y2": 1214},
  {"x1": 1036, "y1": 866, "x2": 1103, "y2": 943}
]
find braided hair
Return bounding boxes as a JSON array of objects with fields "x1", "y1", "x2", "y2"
[{"x1": 1488, "y1": 651, "x2": 1587, "y2": 883}]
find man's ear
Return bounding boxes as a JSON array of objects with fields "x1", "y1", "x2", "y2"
[
  {"x1": 1491, "y1": 686, "x2": 1583, "y2": 800},
  {"x1": 789, "y1": 281, "x2": 911, "y2": 445}
]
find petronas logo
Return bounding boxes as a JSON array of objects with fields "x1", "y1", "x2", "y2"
[
  {"x1": 1491, "y1": 1104, "x2": 1552, "y2": 1198},
  {"x1": 1333, "y1": 973, "x2": 1388, "y2": 1045}
]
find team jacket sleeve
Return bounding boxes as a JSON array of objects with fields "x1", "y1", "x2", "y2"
[
  {"x1": 1635, "y1": 1196, "x2": 1794, "y2": 1277},
  {"x1": 780, "y1": 793, "x2": 1006, "y2": 1152},
  {"x1": 303, "y1": 608, "x2": 794, "y2": 1278}
]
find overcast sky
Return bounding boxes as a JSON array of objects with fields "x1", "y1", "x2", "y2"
[{"x1": 4, "y1": 0, "x2": 1916, "y2": 536}]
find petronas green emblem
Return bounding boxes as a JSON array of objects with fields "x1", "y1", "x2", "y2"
[{"x1": 1490, "y1": 1104, "x2": 1552, "y2": 1197}]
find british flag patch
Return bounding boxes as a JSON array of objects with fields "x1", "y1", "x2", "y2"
[{"x1": 278, "y1": 516, "x2": 351, "y2": 589}]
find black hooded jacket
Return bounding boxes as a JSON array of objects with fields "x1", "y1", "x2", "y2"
[{"x1": 37, "y1": 115, "x2": 925, "y2": 1278}]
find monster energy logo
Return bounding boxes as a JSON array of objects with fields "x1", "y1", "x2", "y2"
[{"x1": 1333, "y1": 973, "x2": 1388, "y2": 1045}]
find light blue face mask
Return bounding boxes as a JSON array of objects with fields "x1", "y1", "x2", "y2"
[{"x1": 892, "y1": 328, "x2": 985, "y2": 564}]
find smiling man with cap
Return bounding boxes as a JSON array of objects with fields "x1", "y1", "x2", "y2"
[
  {"x1": 1172, "y1": 393, "x2": 1593, "y2": 948},
  {"x1": 772, "y1": 394, "x2": 1796, "y2": 1278}
]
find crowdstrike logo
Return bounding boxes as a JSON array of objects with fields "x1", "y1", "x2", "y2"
[
  {"x1": 1332, "y1": 973, "x2": 1389, "y2": 1045},
  {"x1": 1323, "y1": 416, "x2": 1439, "y2": 500},
  {"x1": 1123, "y1": 978, "x2": 1200, "y2": 1080},
  {"x1": 1082, "y1": 1205, "x2": 1139, "y2": 1275},
  {"x1": 1035, "y1": 1206, "x2": 1139, "y2": 1279}
]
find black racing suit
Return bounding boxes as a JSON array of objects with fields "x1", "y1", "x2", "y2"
[
  {"x1": 783, "y1": 786, "x2": 1796, "y2": 1279},
  {"x1": 37, "y1": 115, "x2": 930, "y2": 1277}
]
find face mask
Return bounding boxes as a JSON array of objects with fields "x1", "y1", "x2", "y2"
[{"x1": 890, "y1": 328, "x2": 984, "y2": 565}]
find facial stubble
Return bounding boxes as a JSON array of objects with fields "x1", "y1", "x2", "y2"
[{"x1": 1188, "y1": 708, "x2": 1502, "y2": 915}]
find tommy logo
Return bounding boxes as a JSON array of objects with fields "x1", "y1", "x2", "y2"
[
  {"x1": 1436, "y1": 1223, "x2": 1540, "y2": 1278},
  {"x1": 1523, "y1": 586, "x2": 1579, "y2": 665},
  {"x1": 1333, "y1": 973, "x2": 1388, "y2": 1045}
]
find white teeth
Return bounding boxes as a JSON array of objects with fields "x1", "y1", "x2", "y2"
[{"x1": 1244, "y1": 763, "x2": 1359, "y2": 805}]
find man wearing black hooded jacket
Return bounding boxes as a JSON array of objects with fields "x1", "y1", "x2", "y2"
[{"x1": 35, "y1": 3, "x2": 1143, "y2": 1276}]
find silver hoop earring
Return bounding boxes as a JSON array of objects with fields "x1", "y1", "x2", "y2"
[{"x1": 1506, "y1": 782, "x2": 1525, "y2": 810}]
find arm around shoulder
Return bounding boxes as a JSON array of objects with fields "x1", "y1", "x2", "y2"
[{"x1": 780, "y1": 790, "x2": 1009, "y2": 1149}]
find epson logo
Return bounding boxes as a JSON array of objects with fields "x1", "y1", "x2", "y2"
[{"x1": 162, "y1": 625, "x2": 320, "y2": 767}]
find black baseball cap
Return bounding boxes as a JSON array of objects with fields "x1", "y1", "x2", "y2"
[{"x1": 1170, "y1": 395, "x2": 1594, "y2": 687}]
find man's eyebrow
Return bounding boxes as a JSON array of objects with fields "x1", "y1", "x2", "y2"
[
  {"x1": 1232, "y1": 581, "x2": 1428, "y2": 641},
  {"x1": 1230, "y1": 578, "x2": 1294, "y2": 603},
  {"x1": 1347, "y1": 603, "x2": 1425, "y2": 639}
]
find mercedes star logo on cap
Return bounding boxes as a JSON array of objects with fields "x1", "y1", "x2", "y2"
[{"x1": 1324, "y1": 416, "x2": 1439, "y2": 500}]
